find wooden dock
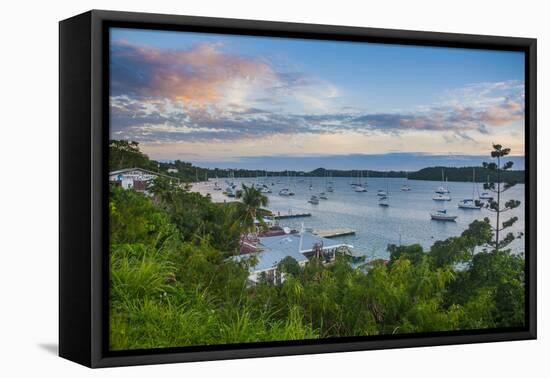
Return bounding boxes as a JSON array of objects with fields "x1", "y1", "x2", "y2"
[
  {"x1": 313, "y1": 228, "x2": 356, "y2": 238},
  {"x1": 273, "y1": 211, "x2": 312, "y2": 219}
]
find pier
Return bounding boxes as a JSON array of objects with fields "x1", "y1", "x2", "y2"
[
  {"x1": 313, "y1": 228, "x2": 356, "y2": 238},
  {"x1": 272, "y1": 211, "x2": 312, "y2": 219}
]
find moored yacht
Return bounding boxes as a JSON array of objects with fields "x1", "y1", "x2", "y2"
[
  {"x1": 458, "y1": 168, "x2": 481, "y2": 209},
  {"x1": 400, "y1": 172, "x2": 411, "y2": 191},
  {"x1": 433, "y1": 193, "x2": 451, "y2": 201},
  {"x1": 435, "y1": 169, "x2": 450, "y2": 194},
  {"x1": 279, "y1": 188, "x2": 294, "y2": 196},
  {"x1": 430, "y1": 209, "x2": 457, "y2": 221},
  {"x1": 458, "y1": 199, "x2": 481, "y2": 209}
]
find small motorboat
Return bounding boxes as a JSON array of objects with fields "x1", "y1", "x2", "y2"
[
  {"x1": 377, "y1": 189, "x2": 387, "y2": 196},
  {"x1": 433, "y1": 193, "x2": 451, "y2": 201},
  {"x1": 327, "y1": 186, "x2": 334, "y2": 192},
  {"x1": 319, "y1": 192, "x2": 328, "y2": 200},
  {"x1": 458, "y1": 199, "x2": 481, "y2": 209},
  {"x1": 400, "y1": 185, "x2": 411, "y2": 191},
  {"x1": 308, "y1": 195, "x2": 320, "y2": 205},
  {"x1": 378, "y1": 196, "x2": 389, "y2": 207},
  {"x1": 430, "y1": 209, "x2": 457, "y2": 221},
  {"x1": 354, "y1": 185, "x2": 367, "y2": 192},
  {"x1": 279, "y1": 188, "x2": 294, "y2": 196}
]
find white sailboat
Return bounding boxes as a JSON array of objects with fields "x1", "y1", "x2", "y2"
[
  {"x1": 458, "y1": 168, "x2": 481, "y2": 209},
  {"x1": 479, "y1": 175, "x2": 493, "y2": 200},
  {"x1": 354, "y1": 170, "x2": 367, "y2": 192},
  {"x1": 279, "y1": 171, "x2": 295, "y2": 196},
  {"x1": 379, "y1": 175, "x2": 390, "y2": 206},
  {"x1": 324, "y1": 171, "x2": 334, "y2": 193},
  {"x1": 400, "y1": 172, "x2": 411, "y2": 191},
  {"x1": 435, "y1": 169, "x2": 450, "y2": 194}
]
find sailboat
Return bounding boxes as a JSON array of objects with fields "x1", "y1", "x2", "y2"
[
  {"x1": 354, "y1": 171, "x2": 367, "y2": 192},
  {"x1": 259, "y1": 170, "x2": 272, "y2": 193},
  {"x1": 378, "y1": 175, "x2": 390, "y2": 206},
  {"x1": 400, "y1": 172, "x2": 411, "y2": 191},
  {"x1": 375, "y1": 173, "x2": 388, "y2": 196},
  {"x1": 279, "y1": 171, "x2": 295, "y2": 196},
  {"x1": 479, "y1": 175, "x2": 493, "y2": 200},
  {"x1": 435, "y1": 169, "x2": 450, "y2": 194},
  {"x1": 458, "y1": 168, "x2": 481, "y2": 209},
  {"x1": 323, "y1": 171, "x2": 333, "y2": 193},
  {"x1": 377, "y1": 177, "x2": 387, "y2": 196},
  {"x1": 213, "y1": 177, "x2": 222, "y2": 191}
]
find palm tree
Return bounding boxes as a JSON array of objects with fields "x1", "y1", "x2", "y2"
[{"x1": 237, "y1": 184, "x2": 269, "y2": 234}]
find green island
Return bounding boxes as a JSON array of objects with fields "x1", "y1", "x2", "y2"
[{"x1": 109, "y1": 141, "x2": 524, "y2": 350}]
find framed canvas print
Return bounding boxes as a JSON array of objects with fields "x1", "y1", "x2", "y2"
[{"x1": 59, "y1": 10, "x2": 537, "y2": 368}]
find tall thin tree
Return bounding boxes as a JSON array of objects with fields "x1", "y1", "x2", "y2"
[{"x1": 478, "y1": 144, "x2": 522, "y2": 251}]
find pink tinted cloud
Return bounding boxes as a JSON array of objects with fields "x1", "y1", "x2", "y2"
[{"x1": 111, "y1": 40, "x2": 277, "y2": 105}]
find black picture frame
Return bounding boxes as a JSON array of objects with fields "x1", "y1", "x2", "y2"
[{"x1": 59, "y1": 9, "x2": 537, "y2": 368}]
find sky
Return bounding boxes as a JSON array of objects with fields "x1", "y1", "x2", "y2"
[{"x1": 109, "y1": 28, "x2": 526, "y2": 171}]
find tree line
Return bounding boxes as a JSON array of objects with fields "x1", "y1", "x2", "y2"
[{"x1": 110, "y1": 140, "x2": 524, "y2": 184}]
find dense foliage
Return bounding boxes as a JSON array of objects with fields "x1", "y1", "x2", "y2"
[
  {"x1": 109, "y1": 142, "x2": 525, "y2": 350},
  {"x1": 110, "y1": 189, "x2": 524, "y2": 350}
]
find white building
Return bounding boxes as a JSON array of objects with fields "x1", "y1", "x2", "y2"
[
  {"x1": 109, "y1": 168, "x2": 179, "y2": 192},
  {"x1": 167, "y1": 168, "x2": 179, "y2": 174},
  {"x1": 232, "y1": 232, "x2": 351, "y2": 284}
]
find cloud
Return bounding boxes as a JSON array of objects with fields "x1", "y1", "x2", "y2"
[
  {"x1": 110, "y1": 40, "x2": 341, "y2": 114},
  {"x1": 111, "y1": 40, "x2": 278, "y2": 106},
  {"x1": 110, "y1": 41, "x2": 524, "y2": 145},
  {"x1": 110, "y1": 83, "x2": 524, "y2": 143}
]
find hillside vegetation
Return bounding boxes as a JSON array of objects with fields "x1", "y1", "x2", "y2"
[{"x1": 109, "y1": 142, "x2": 525, "y2": 350}]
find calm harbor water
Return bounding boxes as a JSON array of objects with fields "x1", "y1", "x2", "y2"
[{"x1": 193, "y1": 176, "x2": 525, "y2": 260}]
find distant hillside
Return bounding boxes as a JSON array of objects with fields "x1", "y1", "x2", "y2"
[
  {"x1": 408, "y1": 166, "x2": 524, "y2": 183},
  {"x1": 109, "y1": 140, "x2": 525, "y2": 184}
]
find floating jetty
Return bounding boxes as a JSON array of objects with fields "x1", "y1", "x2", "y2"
[
  {"x1": 313, "y1": 228, "x2": 356, "y2": 238},
  {"x1": 273, "y1": 211, "x2": 312, "y2": 219}
]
